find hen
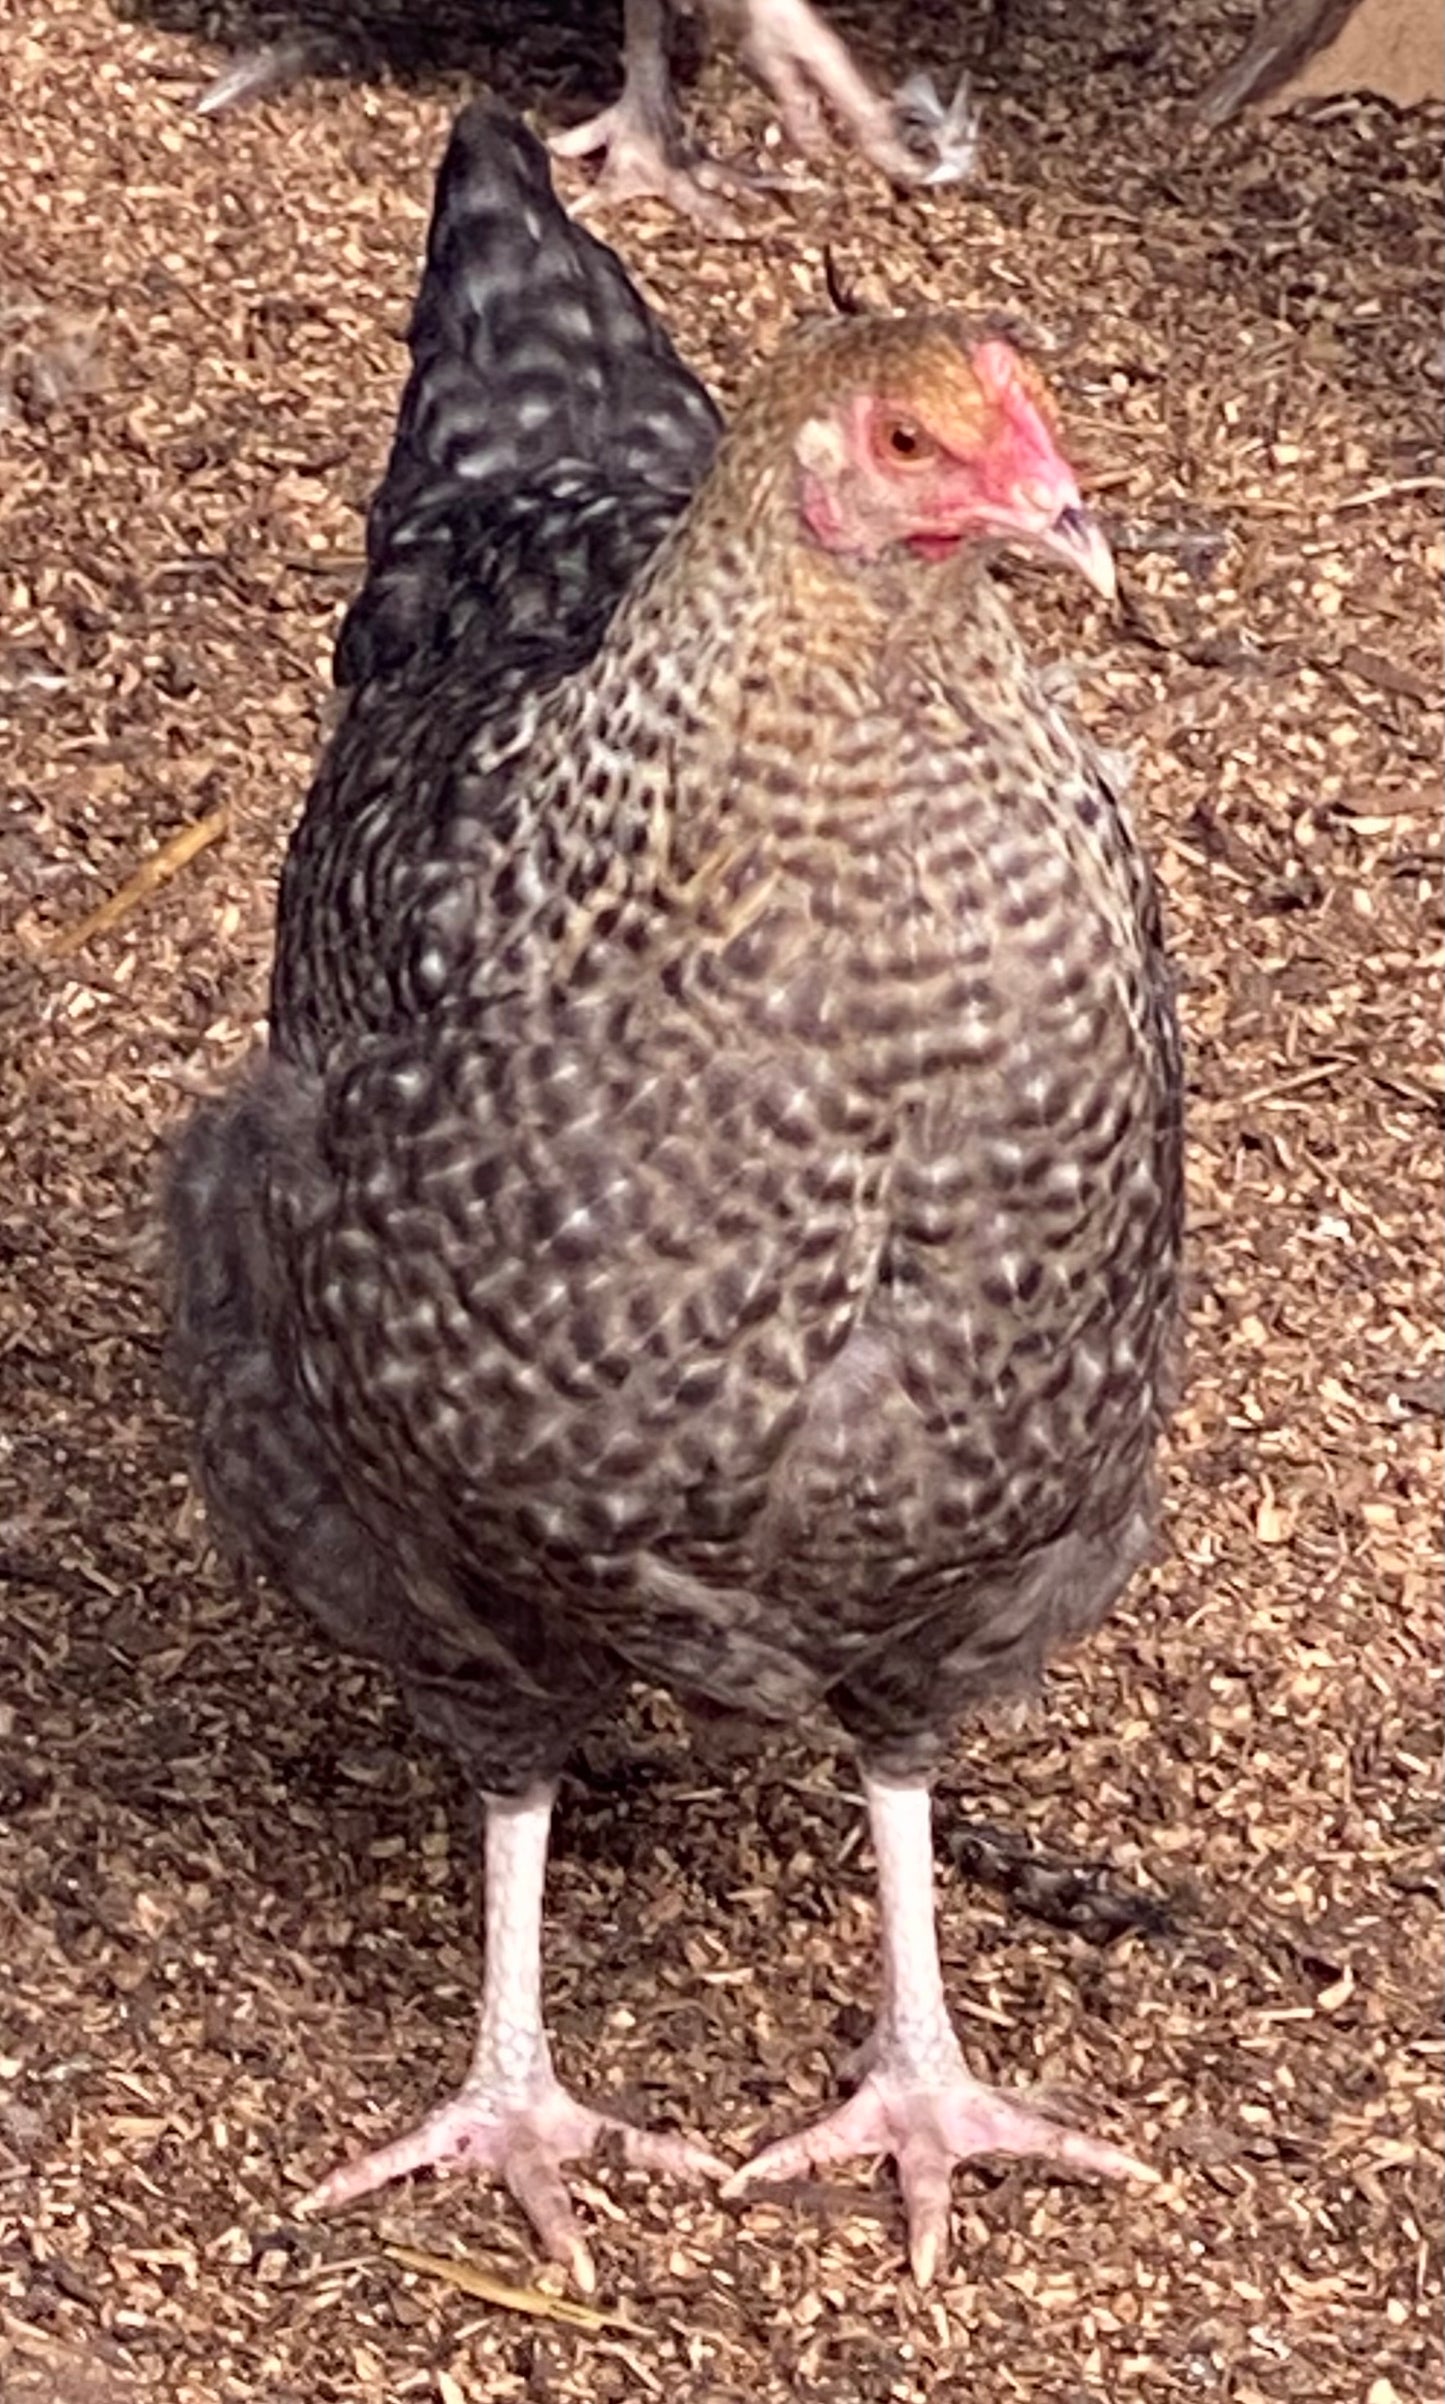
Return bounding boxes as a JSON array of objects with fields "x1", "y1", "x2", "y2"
[
  {"x1": 165, "y1": 103, "x2": 1183, "y2": 2289},
  {"x1": 197, "y1": 0, "x2": 978, "y2": 230}
]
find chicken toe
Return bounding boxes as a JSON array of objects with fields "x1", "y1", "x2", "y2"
[
  {"x1": 727, "y1": 2060, "x2": 1154, "y2": 2285},
  {"x1": 552, "y1": 103, "x2": 752, "y2": 236},
  {"x1": 303, "y1": 2071, "x2": 726, "y2": 2290}
]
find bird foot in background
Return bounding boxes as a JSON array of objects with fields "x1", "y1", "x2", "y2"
[
  {"x1": 550, "y1": 103, "x2": 764, "y2": 237},
  {"x1": 889, "y1": 73, "x2": 981, "y2": 187},
  {"x1": 301, "y1": 2072, "x2": 729, "y2": 2292},
  {"x1": 726, "y1": 2060, "x2": 1156, "y2": 2286},
  {"x1": 730, "y1": 0, "x2": 978, "y2": 190}
]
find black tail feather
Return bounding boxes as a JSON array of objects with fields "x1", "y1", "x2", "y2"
[{"x1": 336, "y1": 105, "x2": 721, "y2": 689}]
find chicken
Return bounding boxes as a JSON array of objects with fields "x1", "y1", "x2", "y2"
[
  {"x1": 195, "y1": 1, "x2": 978, "y2": 232},
  {"x1": 165, "y1": 103, "x2": 1183, "y2": 2290}
]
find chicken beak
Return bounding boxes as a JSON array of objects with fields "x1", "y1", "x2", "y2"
[{"x1": 1037, "y1": 504, "x2": 1117, "y2": 601}]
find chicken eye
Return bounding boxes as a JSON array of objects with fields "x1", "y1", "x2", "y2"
[{"x1": 877, "y1": 414, "x2": 936, "y2": 468}]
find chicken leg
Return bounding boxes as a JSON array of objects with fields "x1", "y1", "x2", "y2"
[
  {"x1": 549, "y1": 0, "x2": 747, "y2": 233},
  {"x1": 719, "y1": 0, "x2": 975, "y2": 183},
  {"x1": 301, "y1": 1784, "x2": 727, "y2": 2291},
  {"x1": 726, "y1": 1777, "x2": 1157, "y2": 2285},
  {"x1": 551, "y1": 0, "x2": 977, "y2": 230}
]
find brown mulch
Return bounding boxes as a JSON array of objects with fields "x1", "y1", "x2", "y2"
[{"x1": 1, "y1": 3, "x2": 1440, "y2": 2399}]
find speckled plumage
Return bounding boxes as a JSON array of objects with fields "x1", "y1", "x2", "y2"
[{"x1": 166, "y1": 105, "x2": 1182, "y2": 1809}]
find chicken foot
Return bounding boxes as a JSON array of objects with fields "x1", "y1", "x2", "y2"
[
  {"x1": 301, "y1": 1784, "x2": 727, "y2": 2290},
  {"x1": 550, "y1": 0, "x2": 760, "y2": 235},
  {"x1": 718, "y1": 0, "x2": 977, "y2": 186},
  {"x1": 726, "y1": 1777, "x2": 1156, "y2": 2284}
]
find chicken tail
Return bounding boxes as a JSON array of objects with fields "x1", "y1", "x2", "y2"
[{"x1": 335, "y1": 104, "x2": 721, "y2": 690}]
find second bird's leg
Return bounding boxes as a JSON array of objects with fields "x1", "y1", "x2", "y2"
[
  {"x1": 302, "y1": 1784, "x2": 727, "y2": 2289},
  {"x1": 718, "y1": 0, "x2": 978, "y2": 186},
  {"x1": 550, "y1": 0, "x2": 753, "y2": 234},
  {"x1": 721, "y1": 0, "x2": 905, "y2": 168},
  {"x1": 727, "y1": 1775, "x2": 1155, "y2": 2284}
]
